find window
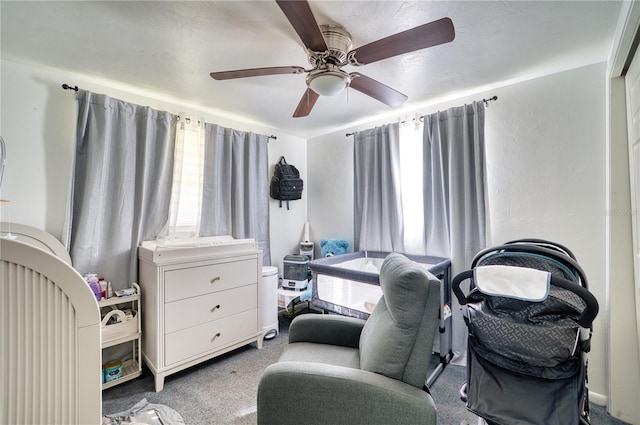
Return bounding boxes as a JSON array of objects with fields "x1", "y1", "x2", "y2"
[
  {"x1": 166, "y1": 117, "x2": 205, "y2": 238},
  {"x1": 399, "y1": 122, "x2": 425, "y2": 254}
]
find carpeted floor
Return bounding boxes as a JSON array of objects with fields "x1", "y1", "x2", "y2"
[{"x1": 103, "y1": 315, "x2": 630, "y2": 425}]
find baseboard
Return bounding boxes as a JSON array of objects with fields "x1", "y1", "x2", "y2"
[{"x1": 589, "y1": 390, "x2": 607, "y2": 406}]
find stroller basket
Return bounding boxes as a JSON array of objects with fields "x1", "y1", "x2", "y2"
[{"x1": 453, "y1": 240, "x2": 599, "y2": 425}]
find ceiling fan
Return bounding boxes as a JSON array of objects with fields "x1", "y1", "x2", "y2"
[{"x1": 210, "y1": 0, "x2": 455, "y2": 118}]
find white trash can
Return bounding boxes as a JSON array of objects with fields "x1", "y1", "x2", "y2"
[{"x1": 261, "y1": 266, "x2": 279, "y2": 340}]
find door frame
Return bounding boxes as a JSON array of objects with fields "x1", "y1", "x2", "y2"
[{"x1": 607, "y1": 1, "x2": 640, "y2": 422}]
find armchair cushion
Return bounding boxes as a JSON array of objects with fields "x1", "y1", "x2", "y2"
[
  {"x1": 359, "y1": 252, "x2": 440, "y2": 388},
  {"x1": 258, "y1": 361, "x2": 437, "y2": 425},
  {"x1": 279, "y1": 313, "x2": 364, "y2": 370},
  {"x1": 279, "y1": 342, "x2": 360, "y2": 369}
]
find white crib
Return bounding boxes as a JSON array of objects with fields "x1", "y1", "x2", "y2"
[{"x1": 0, "y1": 223, "x2": 101, "y2": 424}]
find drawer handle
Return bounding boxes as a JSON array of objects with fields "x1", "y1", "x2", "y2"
[
  {"x1": 210, "y1": 304, "x2": 221, "y2": 313},
  {"x1": 211, "y1": 276, "x2": 221, "y2": 284},
  {"x1": 211, "y1": 332, "x2": 221, "y2": 342}
]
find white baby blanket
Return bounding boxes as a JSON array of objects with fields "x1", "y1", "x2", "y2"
[{"x1": 474, "y1": 265, "x2": 551, "y2": 301}]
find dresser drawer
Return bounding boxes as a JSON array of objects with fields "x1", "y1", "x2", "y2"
[
  {"x1": 165, "y1": 258, "x2": 257, "y2": 302},
  {"x1": 164, "y1": 309, "x2": 258, "y2": 366},
  {"x1": 164, "y1": 284, "x2": 257, "y2": 334}
]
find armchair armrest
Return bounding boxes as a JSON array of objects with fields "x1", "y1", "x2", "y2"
[
  {"x1": 288, "y1": 314, "x2": 366, "y2": 348},
  {"x1": 257, "y1": 361, "x2": 436, "y2": 425}
]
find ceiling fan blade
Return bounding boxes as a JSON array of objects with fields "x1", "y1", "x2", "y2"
[
  {"x1": 352, "y1": 17, "x2": 455, "y2": 65},
  {"x1": 210, "y1": 66, "x2": 305, "y2": 80},
  {"x1": 276, "y1": 0, "x2": 327, "y2": 52},
  {"x1": 293, "y1": 88, "x2": 320, "y2": 117},
  {"x1": 349, "y1": 73, "x2": 408, "y2": 107}
]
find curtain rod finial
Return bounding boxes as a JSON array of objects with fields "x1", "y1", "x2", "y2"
[
  {"x1": 482, "y1": 95, "x2": 498, "y2": 107},
  {"x1": 62, "y1": 84, "x2": 79, "y2": 92}
]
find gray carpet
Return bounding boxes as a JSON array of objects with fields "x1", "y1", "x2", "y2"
[{"x1": 103, "y1": 316, "x2": 630, "y2": 425}]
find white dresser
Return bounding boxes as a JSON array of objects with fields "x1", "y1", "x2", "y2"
[{"x1": 138, "y1": 238, "x2": 263, "y2": 391}]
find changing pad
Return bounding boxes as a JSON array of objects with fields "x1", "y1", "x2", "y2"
[
  {"x1": 141, "y1": 235, "x2": 251, "y2": 250},
  {"x1": 139, "y1": 236, "x2": 257, "y2": 263}
]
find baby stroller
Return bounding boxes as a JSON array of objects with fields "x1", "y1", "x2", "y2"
[{"x1": 452, "y1": 239, "x2": 599, "y2": 425}]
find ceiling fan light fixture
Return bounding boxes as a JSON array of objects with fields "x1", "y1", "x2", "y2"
[{"x1": 306, "y1": 67, "x2": 351, "y2": 96}]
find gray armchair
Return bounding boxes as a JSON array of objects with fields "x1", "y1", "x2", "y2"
[{"x1": 257, "y1": 252, "x2": 440, "y2": 425}]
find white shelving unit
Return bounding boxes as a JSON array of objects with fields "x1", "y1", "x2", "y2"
[{"x1": 99, "y1": 282, "x2": 142, "y2": 390}]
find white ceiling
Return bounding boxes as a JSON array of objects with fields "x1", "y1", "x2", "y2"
[{"x1": 1, "y1": 1, "x2": 623, "y2": 138}]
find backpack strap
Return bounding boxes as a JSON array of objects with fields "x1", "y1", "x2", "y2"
[
  {"x1": 278, "y1": 156, "x2": 287, "y2": 165},
  {"x1": 278, "y1": 199, "x2": 290, "y2": 210}
]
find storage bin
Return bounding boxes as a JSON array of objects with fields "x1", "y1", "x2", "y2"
[{"x1": 101, "y1": 309, "x2": 138, "y2": 345}]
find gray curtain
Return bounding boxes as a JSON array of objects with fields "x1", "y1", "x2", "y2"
[
  {"x1": 423, "y1": 101, "x2": 487, "y2": 358},
  {"x1": 353, "y1": 122, "x2": 405, "y2": 252},
  {"x1": 69, "y1": 90, "x2": 176, "y2": 289},
  {"x1": 200, "y1": 124, "x2": 271, "y2": 265}
]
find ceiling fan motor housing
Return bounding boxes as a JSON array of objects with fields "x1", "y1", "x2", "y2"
[{"x1": 309, "y1": 25, "x2": 353, "y2": 66}]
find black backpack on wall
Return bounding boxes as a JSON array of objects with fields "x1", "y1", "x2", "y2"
[{"x1": 270, "y1": 156, "x2": 303, "y2": 210}]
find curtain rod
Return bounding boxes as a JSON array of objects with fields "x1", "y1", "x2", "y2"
[
  {"x1": 61, "y1": 83, "x2": 277, "y2": 140},
  {"x1": 345, "y1": 95, "x2": 498, "y2": 137}
]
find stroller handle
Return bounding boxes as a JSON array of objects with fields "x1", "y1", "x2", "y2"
[
  {"x1": 470, "y1": 244, "x2": 589, "y2": 288},
  {"x1": 503, "y1": 238, "x2": 577, "y2": 260},
  {"x1": 452, "y1": 270, "x2": 473, "y2": 306},
  {"x1": 452, "y1": 270, "x2": 599, "y2": 328}
]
